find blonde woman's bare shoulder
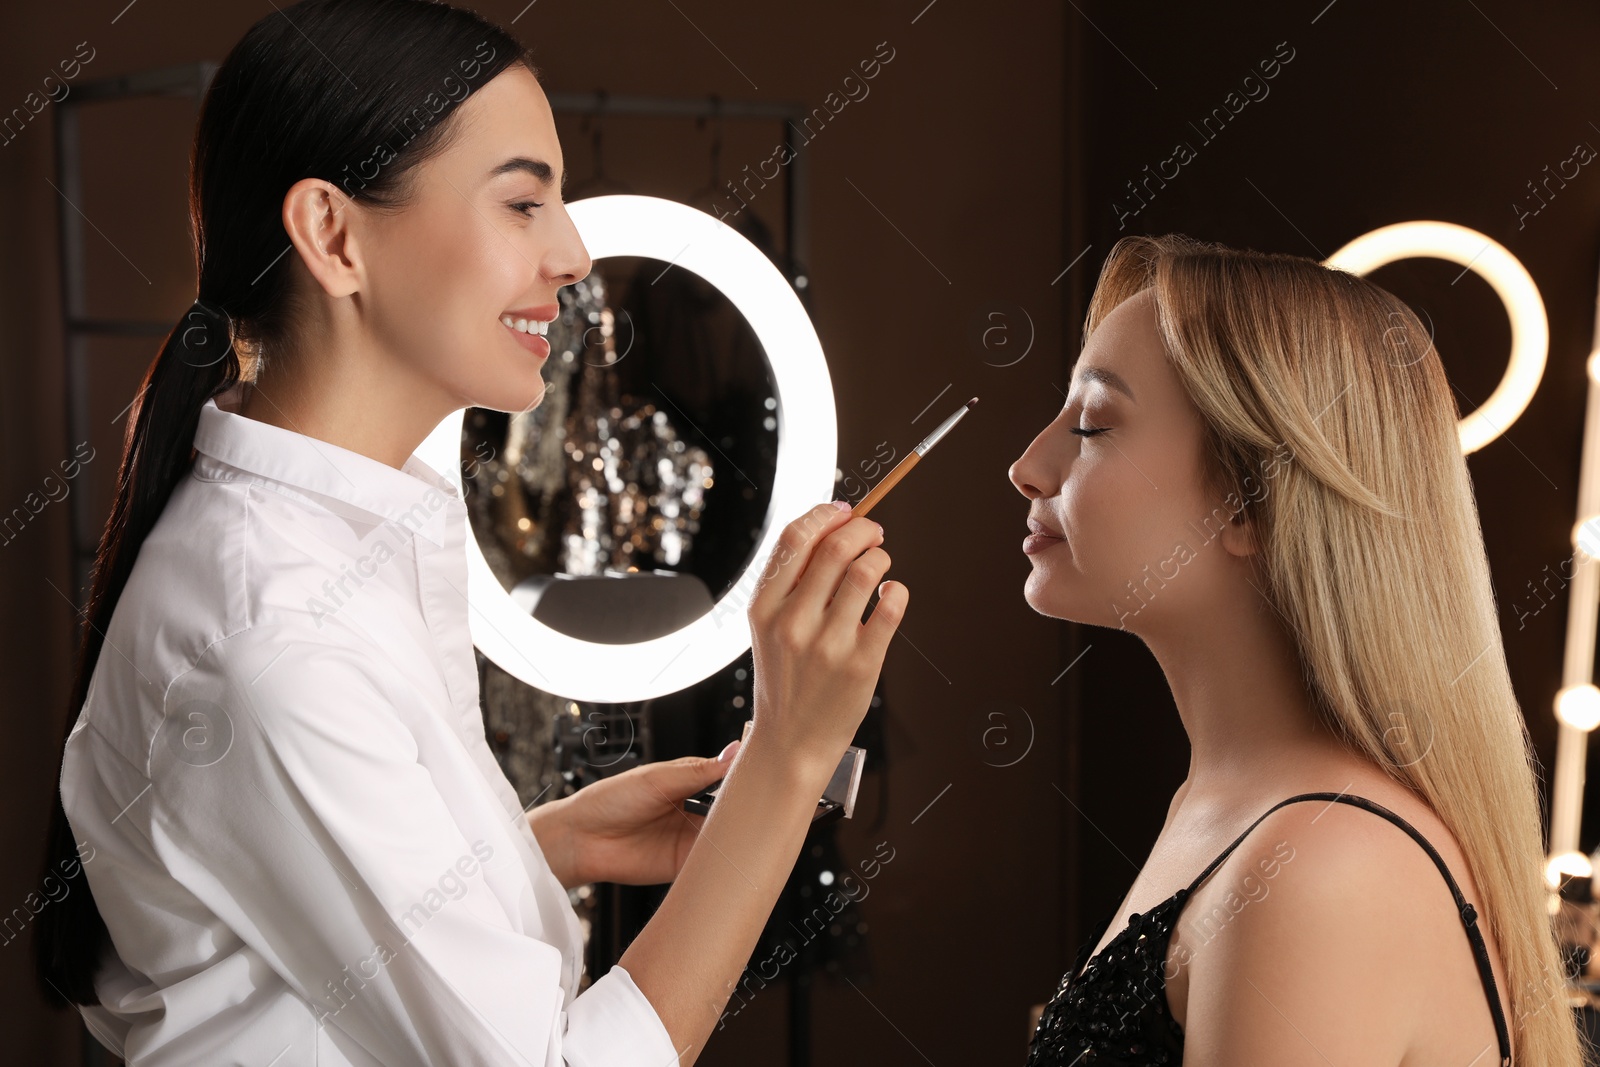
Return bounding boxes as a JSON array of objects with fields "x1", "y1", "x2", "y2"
[{"x1": 1171, "y1": 780, "x2": 1511, "y2": 1067}]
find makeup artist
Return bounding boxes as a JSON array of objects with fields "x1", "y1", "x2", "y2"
[{"x1": 32, "y1": 3, "x2": 907, "y2": 1065}]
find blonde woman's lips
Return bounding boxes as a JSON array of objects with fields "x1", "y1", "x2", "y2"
[{"x1": 1022, "y1": 532, "x2": 1065, "y2": 555}]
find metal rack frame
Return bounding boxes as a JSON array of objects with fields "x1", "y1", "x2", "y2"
[{"x1": 56, "y1": 63, "x2": 216, "y2": 606}]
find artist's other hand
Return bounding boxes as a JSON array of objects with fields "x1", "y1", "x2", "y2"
[{"x1": 526, "y1": 740, "x2": 741, "y2": 888}]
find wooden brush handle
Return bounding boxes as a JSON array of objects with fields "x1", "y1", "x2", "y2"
[{"x1": 853, "y1": 451, "x2": 920, "y2": 518}]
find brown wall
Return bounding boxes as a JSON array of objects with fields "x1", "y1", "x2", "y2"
[{"x1": 11, "y1": 1, "x2": 1600, "y2": 1065}]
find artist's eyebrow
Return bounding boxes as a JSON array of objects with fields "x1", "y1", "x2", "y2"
[
  {"x1": 487, "y1": 156, "x2": 567, "y2": 192},
  {"x1": 1068, "y1": 364, "x2": 1138, "y2": 404}
]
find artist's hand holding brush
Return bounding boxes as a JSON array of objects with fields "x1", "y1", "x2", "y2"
[
  {"x1": 618, "y1": 499, "x2": 907, "y2": 1061},
  {"x1": 735, "y1": 396, "x2": 976, "y2": 785},
  {"x1": 738, "y1": 397, "x2": 978, "y2": 778},
  {"x1": 745, "y1": 499, "x2": 907, "y2": 779},
  {"x1": 623, "y1": 397, "x2": 979, "y2": 1061}
]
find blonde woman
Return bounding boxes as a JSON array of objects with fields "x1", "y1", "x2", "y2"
[{"x1": 1011, "y1": 235, "x2": 1585, "y2": 1065}]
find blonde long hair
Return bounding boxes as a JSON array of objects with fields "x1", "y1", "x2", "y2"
[{"x1": 1084, "y1": 233, "x2": 1586, "y2": 1066}]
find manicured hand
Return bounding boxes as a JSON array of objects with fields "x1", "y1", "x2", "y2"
[{"x1": 527, "y1": 741, "x2": 741, "y2": 888}]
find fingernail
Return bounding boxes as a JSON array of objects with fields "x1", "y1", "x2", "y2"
[
  {"x1": 873, "y1": 521, "x2": 883, "y2": 536},
  {"x1": 832, "y1": 499, "x2": 852, "y2": 511},
  {"x1": 717, "y1": 739, "x2": 742, "y2": 763}
]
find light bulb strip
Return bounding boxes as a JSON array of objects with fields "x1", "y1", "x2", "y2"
[{"x1": 1549, "y1": 259, "x2": 1600, "y2": 855}]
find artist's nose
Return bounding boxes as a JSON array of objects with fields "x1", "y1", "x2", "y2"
[{"x1": 545, "y1": 202, "x2": 592, "y2": 286}]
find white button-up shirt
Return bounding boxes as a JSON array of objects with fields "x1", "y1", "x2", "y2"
[{"x1": 59, "y1": 381, "x2": 678, "y2": 1066}]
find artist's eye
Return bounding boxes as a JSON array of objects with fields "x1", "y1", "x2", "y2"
[
  {"x1": 1071, "y1": 426, "x2": 1109, "y2": 437},
  {"x1": 511, "y1": 200, "x2": 545, "y2": 217}
]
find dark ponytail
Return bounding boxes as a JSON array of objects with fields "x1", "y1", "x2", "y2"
[{"x1": 34, "y1": 0, "x2": 532, "y2": 1007}]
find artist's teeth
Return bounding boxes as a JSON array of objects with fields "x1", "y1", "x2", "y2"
[{"x1": 500, "y1": 315, "x2": 549, "y2": 336}]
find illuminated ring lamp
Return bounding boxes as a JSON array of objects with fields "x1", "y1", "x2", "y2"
[
  {"x1": 1324, "y1": 221, "x2": 1548, "y2": 454},
  {"x1": 419, "y1": 194, "x2": 838, "y2": 703}
]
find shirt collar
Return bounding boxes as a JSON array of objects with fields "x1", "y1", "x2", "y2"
[{"x1": 193, "y1": 380, "x2": 460, "y2": 549}]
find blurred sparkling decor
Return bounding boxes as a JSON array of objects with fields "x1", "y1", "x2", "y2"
[{"x1": 467, "y1": 269, "x2": 713, "y2": 586}]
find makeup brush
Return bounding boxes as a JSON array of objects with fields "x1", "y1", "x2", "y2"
[
  {"x1": 853, "y1": 397, "x2": 978, "y2": 518},
  {"x1": 679, "y1": 399, "x2": 979, "y2": 825}
]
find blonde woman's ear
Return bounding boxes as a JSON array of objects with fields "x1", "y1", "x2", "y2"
[{"x1": 1220, "y1": 506, "x2": 1259, "y2": 558}]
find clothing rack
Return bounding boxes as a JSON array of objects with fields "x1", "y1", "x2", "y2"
[
  {"x1": 55, "y1": 63, "x2": 215, "y2": 612},
  {"x1": 52, "y1": 61, "x2": 813, "y2": 1067},
  {"x1": 545, "y1": 89, "x2": 812, "y2": 272}
]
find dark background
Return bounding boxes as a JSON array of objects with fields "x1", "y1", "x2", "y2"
[{"x1": 3, "y1": 1, "x2": 1598, "y2": 1063}]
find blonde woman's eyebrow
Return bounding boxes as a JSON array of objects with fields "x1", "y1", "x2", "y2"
[{"x1": 1068, "y1": 365, "x2": 1137, "y2": 404}]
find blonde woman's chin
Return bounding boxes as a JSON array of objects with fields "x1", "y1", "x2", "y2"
[
  {"x1": 1023, "y1": 571, "x2": 1133, "y2": 631},
  {"x1": 1021, "y1": 567, "x2": 1076, "y2": 621}
]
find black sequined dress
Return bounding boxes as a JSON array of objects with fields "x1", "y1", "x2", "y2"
[{"x1": 1024, "y1": 792, "x2": 1514, "y2": 1066}]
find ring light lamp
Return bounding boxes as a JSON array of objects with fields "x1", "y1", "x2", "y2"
[
  {"x1": 1324, "y1": 220, "x2": 1547, "y2": 454},
  {"x1": 419, "y1": 194, "x2": 837, "y2": 703}
]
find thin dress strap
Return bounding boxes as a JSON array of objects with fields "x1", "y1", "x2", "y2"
[{"x1": 1180, "y1": 791, "x2": 1512, "y2": 1067}]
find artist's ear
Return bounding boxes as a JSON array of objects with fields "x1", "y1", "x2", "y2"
[{"x1": 282, "y1": 176, "x2": 365, "y2": 300}]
